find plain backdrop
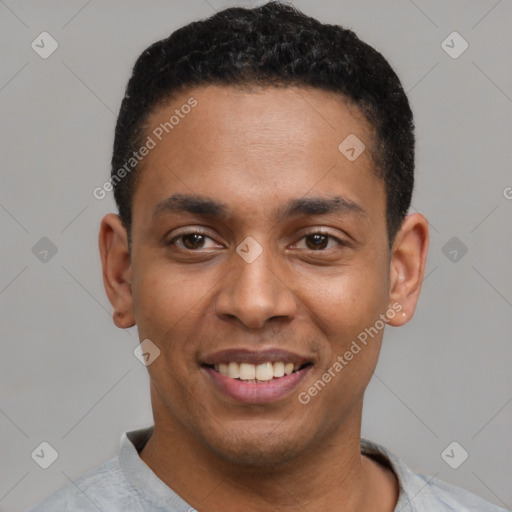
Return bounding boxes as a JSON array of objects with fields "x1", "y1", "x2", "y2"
[{"x1": 1, "y1": 1, "x2": 511, "y2": 510}]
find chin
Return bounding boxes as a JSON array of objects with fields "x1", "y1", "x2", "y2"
[
  {"x1": 212, "y1": 439, "x2": 304, "y2": 467},
  {"x1": 201, "y1": 422, "x2": 312, "y2": 468}
]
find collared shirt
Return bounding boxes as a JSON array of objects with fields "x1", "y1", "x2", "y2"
[{"x1": 30, "y1": 426, "x2": 507, "y2": 511}]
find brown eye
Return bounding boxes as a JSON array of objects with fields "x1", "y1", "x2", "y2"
[
  {"x1": 305, "y1": 233, "x2": 329, "y2": 250},
  {"x1": 182, "y1": 233, "x2": 204, "y2": 249},
  {"x1": 168, "y1": 231, "x2": 220, "y2": 250},
  {"x1": 181, "y1": 233, "x2": 206, "y2": 250},
  {"x1": 294, "y1": 231, "x2": 343, "y2": 251}
]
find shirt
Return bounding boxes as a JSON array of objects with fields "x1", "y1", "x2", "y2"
[{"x1": 29, "y1": 426, "x2": 507, "y2": 511}]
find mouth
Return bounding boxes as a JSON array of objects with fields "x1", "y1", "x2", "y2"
[
  {"x1": 206, "y1": 361, "x2": 312, "y2": 382},
  {"x1": 201, "y1": 349, "x2": 314, "y2": 403}
]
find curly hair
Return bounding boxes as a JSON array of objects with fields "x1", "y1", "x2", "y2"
[{"x1": 111, "y1": 1, "x2": 415, "y2": 246}]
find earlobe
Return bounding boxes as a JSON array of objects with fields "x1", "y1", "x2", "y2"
[
  {"x1": 113, "y1": 310, "x2": 133, "y2": 329},
  {"x1": 98, "y1": 214, "x2": 136, "y2": 329},
  {"x1": 387, "y1": 213, "x2": 429, "y2": 327}
]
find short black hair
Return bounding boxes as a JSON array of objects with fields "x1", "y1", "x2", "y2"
[{"x1": 112, "y1": 1, "x2": 414, "y2": 246}]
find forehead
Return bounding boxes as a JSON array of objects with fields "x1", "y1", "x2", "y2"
[{"x1": 132, "y1": 85, "x2": 384, "y2": 228}]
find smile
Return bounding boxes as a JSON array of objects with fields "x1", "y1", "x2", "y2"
[
  {"x1": 201, "y1": 349, "x2": 314, "y2": 403},
  {"x1": 212, "y1": 361, "x2": 307, "y2": 382}
]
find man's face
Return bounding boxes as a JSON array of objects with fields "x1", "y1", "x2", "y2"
[{"x1": 128, "y1": 85, "x2": 393, "y2": 465}]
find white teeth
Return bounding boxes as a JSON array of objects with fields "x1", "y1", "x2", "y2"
[
  {"x1": 215, "y1": 361, "x2": 303, "y2": 381},
  {"x1": 255, "y1": 362, "x2": 273, "y2": 381},
  {"x1": 284, "y1": 363, "x2": 294, "y2": 375},
  {"x1": 273, "y1": 361, "x2": 285, "y2": 378},
  {"x1": 239, "y1": 363, "x2": 256, "y2": 380},
  {"x1": 227, "y1": 361, "x2": 240, "y2": 379}
]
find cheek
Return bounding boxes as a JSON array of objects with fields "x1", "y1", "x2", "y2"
[
  {"x1": 296, "y1": 256, "x2": 389, "y2": 340},
  {"x1": 298, "y1": 272, "x2": 387, "y2": 414},
  {"x1": 131, "y1": 261, "x2": 213, "y2": 344}
]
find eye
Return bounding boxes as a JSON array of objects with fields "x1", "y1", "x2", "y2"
[
  {"x1": 167, "y1": 231, "x2": 221, "y2": 250},
  {"x1": 293, "y1": 231, "x2": 344, "y2": 251}
]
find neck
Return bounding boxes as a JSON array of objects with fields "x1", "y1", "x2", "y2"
[{"x1": 139, "y1": 399, "x2": 398, "y2": 511}]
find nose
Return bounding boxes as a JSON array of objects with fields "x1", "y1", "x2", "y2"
[{"x1": 214, "y1": 244, "x2": 297, "y2": 330}]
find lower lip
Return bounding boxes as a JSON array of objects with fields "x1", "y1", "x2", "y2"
[{"x1": 203, "y1": 366, "x2": 312, "y2": 404}]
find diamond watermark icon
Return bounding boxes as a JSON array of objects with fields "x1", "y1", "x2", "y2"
[
  {"x1": 31, "y1": 441, "x2": 59, "y2": 469},
  {"x1": 236, "y1": 236, "x2": 263, "y2": 263},
  {"x1": 338, "y1": 134, "x2": 365, "y2": 161},
  {"x1": 32, "y1": 237, "x2": 58, "y2": 263},
  {"x1": 31, "y1": 32, "x2": 59, "y2": 59},
  {"x1": 134, "y1": 339, "x2": 161, "y2": 366},
  {"x1": 441, "y1": 32, "x2": 468, "y2": 59},
  {"x1": 441, "y1": 441, "x2": 469, "y2": 469},
  {"x1": 442, "y1": 236, "x2": 468, "y2": 263}
]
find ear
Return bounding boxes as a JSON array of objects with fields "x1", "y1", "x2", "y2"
[
  {"x1": 387, "y1": 213, "x2": 429, "y2": 326},
  {"x1": 98, "y1": 213, "x2": 135, "y2": 329}
]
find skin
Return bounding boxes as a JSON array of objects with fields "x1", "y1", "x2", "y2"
[{"x1": 99, "y1": 85, "x2": 429, "y2": 511}]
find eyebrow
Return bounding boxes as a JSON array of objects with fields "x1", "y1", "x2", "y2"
[
  {"x1": 153, "y1": 193, "x2": 366, "y2": 221},
  {"x1": 153, "y1": 194, "x2": 230, "y2": 220}
]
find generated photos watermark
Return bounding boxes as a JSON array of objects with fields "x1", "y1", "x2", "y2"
[
  {"x1": 298, "y1": 302, "x2": 403, "y2": 405},
  {"x1": 93, "y1": 96, "x2": 198, "y2": 200}
]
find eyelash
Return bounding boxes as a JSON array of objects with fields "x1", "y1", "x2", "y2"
[
  {"x1": 167, "y1": 229, "x2": 345, "y2": 251},
  {"x1": 168, "y1": 230, "x2": 220, "y2": 250},
  {"x1": 294, "y1": 230, "x2": 345, "y2": 251}
]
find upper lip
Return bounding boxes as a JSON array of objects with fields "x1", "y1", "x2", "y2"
[{"x1": 201, "y1": 348, "x2": 313, "y2": 367}]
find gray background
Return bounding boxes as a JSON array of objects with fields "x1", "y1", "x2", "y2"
[{"x1": 1, "y1": 0, "x2": 511, "y2": 510}]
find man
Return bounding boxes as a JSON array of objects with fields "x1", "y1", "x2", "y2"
[{"x1": 31, "y1": 2, "x2": 506, "y2": 511}]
